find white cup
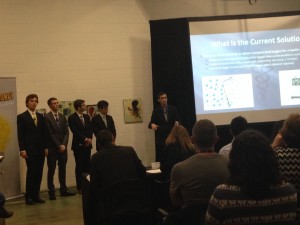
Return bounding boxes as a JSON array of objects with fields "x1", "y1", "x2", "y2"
[{"x1": 151, "y1": 162, "x2": 160, "y2": 170}]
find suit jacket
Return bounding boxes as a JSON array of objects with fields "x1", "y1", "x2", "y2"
[
  {"x1": 68, "y1": 112, "x2": 93, "y2": 151},
  {"x1": 91, "y1": 114, "x2": 116, "y2": 138},
  {"x1": 44, "y1": 112, "x2": 69, "y2": 152},
  {"x1": 90, "y1": 144, "x2": 146, "y2": 190},
  {"x1": 17, "y1": 110, "x2": 47, "y2": 156},
  {"x1": 148, "y1": 105, "x2": 180, "y2": 145}
]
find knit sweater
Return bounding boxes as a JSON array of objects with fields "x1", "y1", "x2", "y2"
[{"x1": 205, "y1": 183, "x2": 297, "y2": 225}]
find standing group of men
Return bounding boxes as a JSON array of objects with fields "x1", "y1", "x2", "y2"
[{"x1": 17, "y1": 94, "x2": 116, "y2": 204}]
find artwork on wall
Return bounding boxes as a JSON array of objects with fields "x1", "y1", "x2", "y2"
[
  {"x1": 58, "y1": 101, "x2": 75, "y2": 117},
  {"x1": 86, "y1": 105, "x2": 99, "y2": 119},
  {"x1": 123, "y1": 98, "x2": 143, "y2": 123},
  {"x1": 36, "y1": 108, "x2": 47, "y2": 116}
]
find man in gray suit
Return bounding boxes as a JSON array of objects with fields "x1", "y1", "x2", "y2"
[{"x1": 44, "y1": 97, "x2": 75, "y2": 200}]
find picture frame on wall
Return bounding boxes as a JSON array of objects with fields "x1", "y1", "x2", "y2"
[
  {"x1": 58, "y1": 101, "x2": 75, "y2": 117},
  {"x1": 36, "y1": 108, "x2": 47, "y2": 116},
  {"x1": 123, "y1": 98, "x2": 143, "y2": 123},
  {"x1": 86, "y1": 105, "x2": 99, "y2": 119}
]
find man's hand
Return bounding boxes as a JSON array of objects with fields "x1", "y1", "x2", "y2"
[
  {"x1": 84, "y1": 138, "x2": 92, "y2": 147},
  {"x1": 58, "y1": 145, "x2": 66, "y2": 153},
  {"x1": 151, "y1": 123, "x2": 159, "y2": 131},
  {"x1": 20, "y1": 151, "x2": 28, "y2": 159}
]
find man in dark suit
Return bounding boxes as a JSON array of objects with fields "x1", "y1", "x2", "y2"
[
  {"x1": 68, "y1": 99, "x2": 93, "y2": 193},
  {"x1": 148, "y1": 92, "x2": 180, "y2": 161},
  {"x1": 89, "y1": 130, "x2": 146, "y2": 224},
  {"x1": 17, "y1": 94, "x2": 47, "y2": 205},
  {"x1": 91, "y1": 100, "x2": 116, "y2": 150},
  {"x1": 44, "y1": 97, "x2": 76, "y2": 200},
  {"x1": 91, "y1": 129, "x2": 146, "y2": 190}
]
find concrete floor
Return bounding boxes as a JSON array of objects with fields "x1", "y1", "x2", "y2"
[{"x1": 5, "y1": 189, "x2": 83, "y2": 225}]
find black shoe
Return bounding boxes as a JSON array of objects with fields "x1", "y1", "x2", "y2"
[
  {"x1": 0, "y1": 208, "x2": 13, "y2": 218},
  {"x1": 60, "y1": 190, "x2": 76, "y2": 197},
  {"x1": 49, "y1": 194, "x2": 56, "y2": 200},
  {"x1": 33, "y1": 198, "x2": 45, "y2": 204},
  {"x1": 25, "y1": 198, "x2": 35, "y2": 205}
]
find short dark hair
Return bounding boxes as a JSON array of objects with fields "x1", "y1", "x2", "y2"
[
  {"x1": 157, "y1": 91, "x2": 167, "y2": 99},
  {"x1": 73, "y1": 99, "x2": 85, "y2": 110},
  {"x1": 192, "y1": 119, "x2": 217, "y2": 149},
  {"x1": 281, "y1": 114, "x2": 300, "y2": 148},
  {"x1": 228, "y1": 129, "x2": 281, "y2": 199},
  {"x1": 47, "y1": 97, "x2": 57, "y2": 106},
  {"x1": 96, "y1": 130, "x2": 113, "y2": 150},
  {"x1": 25, "y1": 94, "x2": 38, "y2": 107},
  {"x1": 230, "y1": 116, "x2": 248, "y2": 137},
  {"x1": 97, "y1": 100, "x2": 109, "y2": 109}
]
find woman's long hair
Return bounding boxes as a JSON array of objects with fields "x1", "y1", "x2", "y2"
[
  {"x1": 165, "y1": 125, "x2": 194, "y2": 151},
  {"x1": 228, "y1": 129, "x2": 282, "y2": 199}
]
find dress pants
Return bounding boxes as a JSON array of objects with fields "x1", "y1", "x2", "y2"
[
  {"x1": 0, "y1": 193, "x2": 4, "y2": 208},
  {"x1": 25, "y1": 154, "x2": 45, "y2": 200},
  {"x1": 73, "y1": 148, "x2": 91, "y2": 191},
  {"x1": 47, "y1": 149, "x2": 68, "y2": 193}
]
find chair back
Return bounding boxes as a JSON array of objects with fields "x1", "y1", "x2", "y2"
[{"x1": 103, "y1": 179, "x2": 152, "y2": 225}]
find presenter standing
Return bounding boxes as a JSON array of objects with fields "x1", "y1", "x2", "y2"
[{"x1": 148, "y1": 92, "x2": 180, "y2": 161}]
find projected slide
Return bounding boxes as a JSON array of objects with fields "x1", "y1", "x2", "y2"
[
  {"x1": 279, "y1": 69, "x2": 300, "y2": 106},
  {"x1": 202, "y1": 74, "x2": 254, "y2": 110},
  {"x1": 191, "y1": 28, "x2": 300, "y2": 115}
]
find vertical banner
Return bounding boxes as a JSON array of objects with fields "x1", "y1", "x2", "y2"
[{"x1": 0, "y1": 77, "x2": 21, "y2": 197}]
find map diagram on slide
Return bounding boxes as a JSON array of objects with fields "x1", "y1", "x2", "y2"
[
  {"x1": 279, "y1": 69, "x2": 300, "y2": 106},
  {"x1": 202, "y1": 74, "x2": 254, "y2": 111}
]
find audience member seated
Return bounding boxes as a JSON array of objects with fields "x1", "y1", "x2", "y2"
[
  {"x1": 206, "y1": 129, "x2": 297, "y2": 225},
  {"x1": 168, "y1": 119, "x2": 229, "y2": 225},
  {"x1": 0, "y1": 192, "x2": 13, "y2": 219},
  {"x1": 270, "y1": 119, "x2": 285, "y2": 145},
  {"x1": 89, "y1": 130, "x2": 147, "y2": 224},
  {"x1": 219, "y1": 116, "x2": 248, "y2": 159},
  {"x1": 273, "y1": 114, "x2": 300, "y2": 205},
  {"x1": 161, "y1": 124, "x2": 195, "y2": 180}
]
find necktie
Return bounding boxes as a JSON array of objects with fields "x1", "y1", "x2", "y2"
[
  {"x1": 103, "y1": 116, "x2": 107, "y2": 127},
  {"x1": 32, "y1": 113, "x2": 37, "y2": 126},
  {"x1": 80, "y1": 115, "x2": 85, "y2": 126},
  {"x1": 163, "y1": 108, "x2": 168, "y2": 122},
  {"x1": 54, "y1": 113, "x2": 59, "y2": 127}
]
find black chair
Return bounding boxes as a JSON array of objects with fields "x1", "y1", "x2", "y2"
[
  {"x1": 158, "y1": 204, "x2": 207, "y2": 225},
  {"x1": 93, "y1": 179, "x2": 152, "y2": 225}
]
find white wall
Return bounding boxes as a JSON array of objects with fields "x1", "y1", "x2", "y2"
[{"x1": 0, "y1": 0, "x2": 299, "y2": 192}]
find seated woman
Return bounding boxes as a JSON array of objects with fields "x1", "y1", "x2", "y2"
[
  {"x1": 206, "y1": 130, "x2": 297, "y2": 225},
  {"x1": 161, "y1": 124, "x2": 195, "y2": 180},
  {"x1": 273, "y1": 114, "x2": 300, "y2": 205}
]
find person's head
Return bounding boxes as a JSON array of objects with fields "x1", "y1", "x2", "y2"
[
  {"x1": 97, "y1": 100, "x2": 109, "y2": 115},
  {"x1": 191, "y1": 119, "x2": 218, "y2": 152},
  {"x1": 166, "y1": 125, "x2": 194, "y2": 151},
  {"x1": 47, "y1": 97, "x2": 59, "y2": 112},
  {"x1": 96, "y1": 130, "x2": 114, "y2": 150},
  {"x1": 280, "y1": 114, "x2": 300, "y2": 148},
  {"x1": 228, "y1": 129, "x2": 281, "y2": 199},
  {"x1": 157, "y1": 92, "x2": 167, "y2": 107},
  {"x1": 230, "y1": 116, "x2": 248, "y2": 137},
  {"x1": 25, "y1": 94, "x2": 39, "y2": 111},
  {"x1": 73, "y1": 99, "x2": 86, "y2": 113}
]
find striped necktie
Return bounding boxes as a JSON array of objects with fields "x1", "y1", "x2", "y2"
[{"x1": 54, "y1": 113, "x2": 59, "y2": 127}]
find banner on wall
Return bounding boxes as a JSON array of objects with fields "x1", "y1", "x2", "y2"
[{"x1": 0, "y1": 77, "x2": 21, "y2": 198}]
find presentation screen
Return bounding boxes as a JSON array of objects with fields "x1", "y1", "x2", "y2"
[{"x1": 189, "y1": 15, "x2": 300, "y2": 125}]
